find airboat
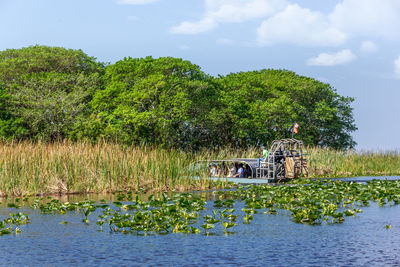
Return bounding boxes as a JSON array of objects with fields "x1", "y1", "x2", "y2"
[{"x1": 193, "y1": 139, "x2": 309, "y2": 184}]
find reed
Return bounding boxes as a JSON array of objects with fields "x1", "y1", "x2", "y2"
[
  {"x1": 0, "y1": 141, "x2": 216, "y2": 197},
  {"x1": 0, "y1": 141, "x2": 399, "y2": 196},
  {"x1": 307, "y1": 147, "x2": 400, "y2": 178}
]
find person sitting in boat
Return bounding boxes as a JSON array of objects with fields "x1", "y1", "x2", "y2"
[
  {"x1": 257, "y1": 145, "x2": 269, "y2": 167},
  {"x1": 209, "y1": 164, "x2": 217, "y2": 177},
  {"x1": 233, "y1": 164, "x2": 245, "y2": 178},
  {"x1": 221, "y1": 162, "x2": 228, "y2": 177},
  {"x1": 216, "y1": 164, "x2": 224, "y2": 177},
  {"x1": 228, "y1": 163, "x2": 237, "y2": 177}
]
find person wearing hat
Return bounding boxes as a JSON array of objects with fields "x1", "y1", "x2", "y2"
[{"x1": 257, "y1": 145, "x2": 269, "y2": 167}]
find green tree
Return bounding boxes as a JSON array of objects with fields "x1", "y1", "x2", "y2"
[
  {"x1": 9, "y1": 72, "x2": 100, "y2": 140},
  {"x1": 0, "y1": 46, "x2": 356, "y2": 149},
  {"x1": 0, "y1": 45, "x2": 100, "y2": 83},
  {"x1": 0, "y1": 45, "x2": 103, "y2": 141},
  {"x1": 213, "y1": 69, "x2": 356, "y2": 149},
  {"x1": 90, "y1": 56, "x2": 216, "y2": 148},
  {"x1": 0, "y1": 85, "x2": 26, "y2": 139}
]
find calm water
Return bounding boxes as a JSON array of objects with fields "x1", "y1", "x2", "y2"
[{"x1": 1, "y1": 177, "x2": 400, "y2": 266}]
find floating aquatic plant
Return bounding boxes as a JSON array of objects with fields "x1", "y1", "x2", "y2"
[
  {"x1": 0, "y1": 212, "x2": 30, "y2": 235},
  {"x1": 2, "y1": 178, "x2": 400, "y2": 237}
]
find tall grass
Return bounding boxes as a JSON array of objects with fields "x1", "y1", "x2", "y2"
[
  {"x1": 308, "y1": 147, "x2": 400, "y2": 178},
  {"x1": 0, "y1": 141, "x2": 214, "y2": 197},
  {"x1": 0, "y1": 141, "x2": 399, "y2": 196}
]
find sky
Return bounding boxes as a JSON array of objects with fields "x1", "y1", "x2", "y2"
[{"x1": 1, "y1": 0, "x2": 400, "y2": 151}]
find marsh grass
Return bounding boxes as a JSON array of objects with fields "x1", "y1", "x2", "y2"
[
  {"x1": 308, "y1": 147, "x2": 400, "y2": 178},
  {"x1": 0, "y1": 141, "x2": 399, "y2": 196},
  {"x1": 0, "y1": 141, "x2": 217, "y2": 197}
]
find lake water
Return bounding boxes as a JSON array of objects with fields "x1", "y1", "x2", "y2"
[{"x1": 1, "y1": 177, "x2": 400, "y2": 266}]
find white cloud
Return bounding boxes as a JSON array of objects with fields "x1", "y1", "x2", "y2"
[
  {"x1": 170, "y1": 18, "x2": 217, "y2": 35},
  {"x1": 205, "y1": 0, "x2": 287, "y2": 23},
  {"x1": 359, "y1": 40, "x2": 377, "y2": 53},
  {"x1": 170, "y1": 0, "x2": 287, "y2": 34},
  {"x1": 117, "y1": 0, "x2": 159, "y2": 5},
  {"x1": 172, "y1": 0, "x2": 400, "y2": 51},
  {"x1": 394, "y1": 56, "x2": 400, "y2": 79},
  {"x1": 257, "y1": 4, "x2": 347, "y2": 47},
  {"x1": 307, "y1": 49, "x2": 356, "y2": 66},
  {"x1": 256, "y1": 0, "x2": 400, "y2": 47},
  {"x1": 330, "y1": 0, "x2": 400, "y2": 39}
]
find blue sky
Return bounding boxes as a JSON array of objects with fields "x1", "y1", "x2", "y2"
[{"x1": 1, "y1": 0, "x2": 400, "y2": 151}]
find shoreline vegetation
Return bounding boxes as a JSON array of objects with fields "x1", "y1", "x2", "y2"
[
  {"x1": 0, "y1": 46, "x2": 365, "y2": 197},
  {"x1": 0, "y1": 46, "x2": 356, "y2": 150},
  {"x1": 0, "y1": 141, "x2": 399, "y2": 197}
]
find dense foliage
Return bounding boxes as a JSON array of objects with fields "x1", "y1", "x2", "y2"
[
  {"x1": 0, "y1": 46, "x2": 356, "y2": 149},
  {"x1": 214, "y1": 70, "x2": 356, "y2": 148},
  {"x1": 0, "y1": 45, "x2": 103, "y2": 141},
  {"x1": 90, "y1": 56, "x2": 217, "y2": 148}
]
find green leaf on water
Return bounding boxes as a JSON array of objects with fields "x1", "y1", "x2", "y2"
[
  {"x1": 190, "y1": 227, "x2": 201, "y2": 234},
  {"x1": 201, "y1": 223, "x2": 215, "y2": 231}
]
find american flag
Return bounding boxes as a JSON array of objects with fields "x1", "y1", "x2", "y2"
[{"x1": 293, "y1": 122, "x2": 299, "y2": 134}]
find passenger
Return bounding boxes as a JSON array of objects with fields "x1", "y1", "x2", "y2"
[
  {"x1": 228, "y1": 163, "x2": 237, "y2": 177},
  {"x1": 209, "y1": 164, "x2": 217, "y2": 177},
  {"x1": 215, "y1": 165, "x2": 221, "y2": 177},
  {"x1": 233, "y1": 164, "x2": 245, "y2": 178},
  {"x1": 216, "y1": 164, "x2": 224, "y2": 177},
  {"x1": 221, "y1": 162, "x2": 227, "y2": 177},
  {"x1": 225, "y1": 163, "x2": 229, "y2": 176},
  {"x1": 243, "y1": 165, "x2": 248, "y2": 178},
  {"x1": 257, "y1": 145, "x2": 269, "y2": 167}
]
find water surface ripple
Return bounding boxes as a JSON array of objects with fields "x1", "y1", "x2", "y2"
[{"x1": 1, "y1": 177, "x2": 399, "y2": 266}]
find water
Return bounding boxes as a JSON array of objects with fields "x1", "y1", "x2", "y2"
[
  {"x1": 1, "y1": 177, "x2": 400, "y2": 266},
  {"x1": 335, "y1": 175, "x2": 400, "y2": 182}
]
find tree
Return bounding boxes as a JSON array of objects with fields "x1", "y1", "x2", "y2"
[
  {"x1": 0, "y1": 45, "x2": 101, "y2": 83},
  {"x1": 0, "y1": 45, "x2": 103, "y2": 141},
  {"x1": 0, "y1": 85, "x2": 26, "y2": 139},
  {"x1": 10, "y1": 72, "x2": 100, "y2": 140},
  {"x1": 0, "y1": 46, "x2": 357, "y2": 149},
  {"x1": 213, "y1": 69, "x2": 356, "y2": 149},
  {"x1": 90, "y1": 56, "x2": 217, "y2": 148}
]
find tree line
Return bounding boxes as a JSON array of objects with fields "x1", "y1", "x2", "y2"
[{"x1": 0, "y1": 45, "x2": 357, "y2": 149}]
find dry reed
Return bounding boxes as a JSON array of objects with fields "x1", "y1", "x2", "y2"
[
  {"x1": 308, "y1": 147, "x2": 400, "y2": 178},
  {"x1": 0, "y1": 141, "x2": 212, "y2": 196},
  {"x1": 0, "y1": 141, "x2": 399, "y2": 196}
]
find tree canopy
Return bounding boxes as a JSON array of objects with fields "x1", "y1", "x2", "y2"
[
  {"x1": 0, "y1": 46, "x2": 357, "y2": 149},
  {"x1": 90, "y1": 56, "x2": 217, "y2": 148},
  {"x1": 213, "y1": 70, "x2": 356, "y2": 149},
  {"x1": 0, "y1": 45, "x2": 103, "y2": 141}
]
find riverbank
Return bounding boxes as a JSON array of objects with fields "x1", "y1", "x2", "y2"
[{"x1": 0, "y1": 141, "x2": 399, "y2": 196}]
